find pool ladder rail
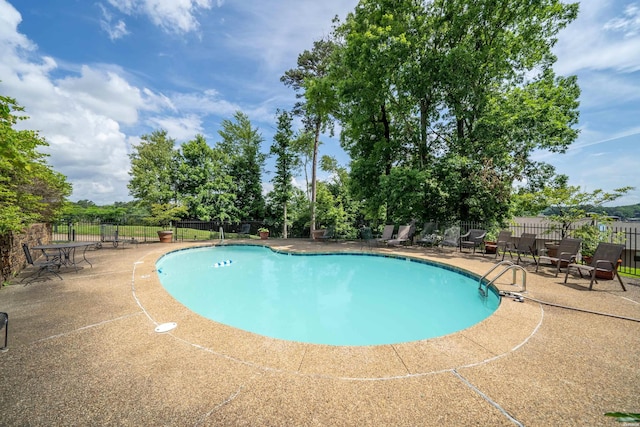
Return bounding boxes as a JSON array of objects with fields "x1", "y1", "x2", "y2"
[{"x1": 479, "y1": 260, "x2": 527, "y2": 302}]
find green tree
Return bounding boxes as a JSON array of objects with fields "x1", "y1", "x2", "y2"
[
  {"x1": 128, "y1": 129, "x2": 178, "y2": 208},
  {"x1": 269, "y1": 111, "x2": 299, "y2": 238},
  {"x1": 217, "y1": 111, "x2": 266, "y2": 220},
  {"x1": 331, "y1": 0, "x2": 580, "y2": 225},
  {"x1": 529, "y1": 178, "x2": 632, "y2": 238},
  {"x1": 317, "y1": 155, "x2": 361, "y2": 238},
  {"x1": 174, "y1": 134, "x2": 237, "y2": 221},
  {"x1": 281, "y1": 37, "x2": 337, "y2": 232},
  {"x1": 331, "y1": 0, "x2": 423, "y2": 222},
  {"x1": 0, "y1": 94, "x2": 71, "y2": 233}
]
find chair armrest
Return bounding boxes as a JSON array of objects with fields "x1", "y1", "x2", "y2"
[
  {"x1": 558, "y1": 251, "x2": 577, "y2": 261},
  {"x1": 594, "y1": 259, "x2": 616, "y2": 269}
]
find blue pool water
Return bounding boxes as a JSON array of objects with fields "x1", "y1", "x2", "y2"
[{"x1": 155, "y1": 245, "x2": 500, "y2": 346}]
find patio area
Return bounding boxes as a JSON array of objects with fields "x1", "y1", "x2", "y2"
[{"x1": 1, "y1": 239, "x2": 638, "y2": 426}]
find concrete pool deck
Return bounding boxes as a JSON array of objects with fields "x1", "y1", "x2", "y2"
[{"x1": 1, "y1": 239, "x2": 638, "y2": 426}]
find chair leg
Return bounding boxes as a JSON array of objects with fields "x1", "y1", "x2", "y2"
[
  {"x1": 615, "y1": 271, "x2": 627, "y2": 291},
  {"x1": 0, "y1": 312, "x2": 7, "y2": 351},
  {"x1": 22, "y1": 263, "x2": 63, "y2": 284},
  {"x1": 588, "y1": 269, "x2": 598, "y2": 290}
]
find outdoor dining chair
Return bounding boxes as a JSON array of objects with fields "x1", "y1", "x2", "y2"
[{"x1": 21, "y1": 243, "x2": 63, "y2": 284}]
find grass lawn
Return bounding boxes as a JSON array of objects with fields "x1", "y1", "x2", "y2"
[{"x1": 53, "y1": 224, "x2": 259, "y2": 241}]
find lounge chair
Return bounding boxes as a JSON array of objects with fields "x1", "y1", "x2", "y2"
[
  {"x1": 240, "y1": 223, "x2": 251, "y2": 235},
  {"x1": 508, "y1": 233, "x2": 537, "y2": 265},
  {"x1": 376, "y1": 225, "x2": 395, "y2": 245},
  {"x1": 564, "y1": 243, "x2": 626, "y2": 291},
  {"x1": 387, "y1": 222, "x2": 415, "y2": 246},
  {"x1": 416, "y1": 222, "x2": 439, "y2": 246},
  {"x1": 440, "y1": 226, "x2": 460, "y2": 248},
  {"x1": 316, "y1": 226, "x2": 336, "y2": 242},
  {"x1": 459, "y1": 229, "x2": 486, "y2": 254},
  {"x1": 360, "y1": 226, "x2": 376, "y2": 249},
  {"x1": 484, "y1": 230, "x2": 512, "y2": 260},
  {"x1": 21, "y1": 243, "x2": 62, "y2": 283},
  {"x1": 536, "y1": 237, "x2": 582, "y2": 277}
]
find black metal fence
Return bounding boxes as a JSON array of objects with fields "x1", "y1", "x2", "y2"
[
  {"x1": 52, "y1": 219, "x2": 639, "y2": 275},
  {"x1": 458, "y1": 220, "x2": 638, "y2": 275},
  {"x1": 52, "y1": 220, "x2": 268, "y2": 244}
]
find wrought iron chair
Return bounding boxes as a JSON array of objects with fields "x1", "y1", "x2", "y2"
[
  {"x1": 21, "y1": 244, "x2": 63, "y2": 284},
  {"x1": 0, "y1": 312, "x2": 7, "y2": 352},
  {"x1": 440, "y1": 226, "x2": 461, "y2": 249}
]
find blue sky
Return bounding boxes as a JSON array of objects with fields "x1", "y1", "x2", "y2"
[{"x1": 1, "y1": 0, "x2": 639, "y2": 207}]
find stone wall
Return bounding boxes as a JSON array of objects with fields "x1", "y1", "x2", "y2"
[{"x1": 0, "y1": 223, "x2": 52, "y2": 283}]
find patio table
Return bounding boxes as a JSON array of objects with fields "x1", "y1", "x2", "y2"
[{"x1": 32, "y1": 242, "x2": 97, "y2": 272}]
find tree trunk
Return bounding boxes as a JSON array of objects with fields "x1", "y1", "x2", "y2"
[
  {"x1": 419, "y1": 98, "x2": 428, "y2": 168},
  {"x1": 310, "y1": 119, "x2": 321, "y2": 232},
  {"x1": 282, "y1": 203, "x2": 288, "y2": 239}
]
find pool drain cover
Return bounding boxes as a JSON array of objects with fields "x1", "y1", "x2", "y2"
[{"x1": 155, "y1": 322, "x2": 177, "y2": 333}]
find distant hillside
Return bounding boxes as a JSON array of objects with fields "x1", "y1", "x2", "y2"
[
  {"x1": 544, "y1": 204, "x2": 640, "y2": 220},
  {"x1": 594, "y1": 204, "x2": 640, "y2": 220}
]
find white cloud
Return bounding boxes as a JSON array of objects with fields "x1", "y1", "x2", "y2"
[
  {"x1": 226, "y1": 1, "x2": 357, "y2": 73},
  {"x1": 55, "y1": 66, "x2": 147, "y2": 125},
  {"x1": 99, "y1": 4, "x2": 129, "y2": 41},
  {"x1": 547, "y1": 2, "x2": 640, "y2": 206},
  {"x1": 604, "y1": 4, "x2": 640, "y2": 37},
  {"x1": 554, "y1": 3, "x2": 640, "y2": 74},
  {"x1": 0, "y1": 1, "x2": 171, "y2": 203},
  {"x1": 106, "y1": 0, "x2": 215, "y2": 34},
  {"x1": 575, "y1": 71, "x2": 640, "y2": 109},
  {"x1": 171, "y1": 90, "x2": 240, "y2": 117},
  {"x1": 147, "y1": 115, "x2": 204, "y2": 141},
  {"x1": 0, "y1": 0, "x2": 32, "y2": 49}
]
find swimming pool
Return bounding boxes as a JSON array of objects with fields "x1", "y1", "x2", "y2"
[{"x1": 156, "y1": 245, "x2": 500, "y2": 346}]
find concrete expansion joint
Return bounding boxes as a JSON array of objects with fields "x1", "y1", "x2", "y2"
[
  {"x1": 194, "y1": 383, "x2": 246, "y2": 426},
  {"x1": 32, "y1": 312, "x2": 144, "y2": 344},
  {"x1": 452, "y1": 369, "x2": 524, "y2": 427},
  {"x1": 296, "y1": 347, "x2": 308, "y2": 372},
  {"x1": 391, "y1": 344, "x2": 412, "y2": 375}
]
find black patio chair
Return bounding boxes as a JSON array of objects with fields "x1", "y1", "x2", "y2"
[
  {"x1": 0, "y1": 312, "x2": 7, "y2": 352},
  {"x1": 564, "y1": 243, "x2": 626, "y2": 291},
  {"x1": 536, "y1": 237, "x2": 582, "y2": 277},
  {"x1": 460, "y1": 229, "x2": 486, "y2": 254},
  {"x1": 508, "y1": 233, "x2": 538, "y2": 265},
  {"x1": 484, "y1": 230, "x2": 513, "y2": 260},
  {"x1": 21, "y1": 243, "x2": 63, "y2": 284}
]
